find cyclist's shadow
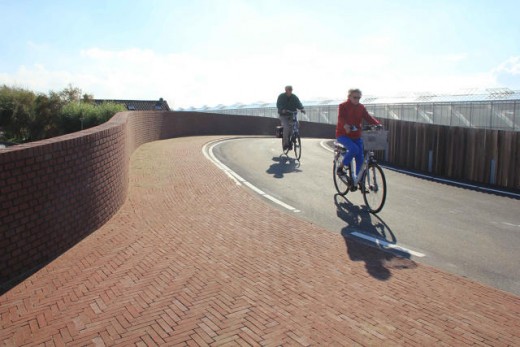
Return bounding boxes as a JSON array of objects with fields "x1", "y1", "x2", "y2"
[
  {"x1": 334, "y1": 195, "x2": 416, "y2": 281},
  {"x1": 266, "y1": 155, "x2": 301, "y2": 178}
]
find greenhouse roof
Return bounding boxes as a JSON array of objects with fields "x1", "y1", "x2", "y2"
[{"x1": 181, "y1": 88, "x2": 520, "y2": 111}]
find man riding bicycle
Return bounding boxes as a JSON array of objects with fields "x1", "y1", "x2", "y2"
[
  {"x1": 277, "y1": 85, "x2": 305, "y2": 151},
  {"x1": 336, "y1": 88, "x2": 381, "y2": 179}
]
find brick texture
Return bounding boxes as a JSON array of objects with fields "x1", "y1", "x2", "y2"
[
  {"x1": 0, "y1": 136, "x2": 519, "y2": 346},
  {"x1": 0, "y1": 111, "x2": 332, "y2": 290}
]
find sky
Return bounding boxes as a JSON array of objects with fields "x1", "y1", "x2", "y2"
[{"x1": 1, "y1": 0, "x2": 519, "y2": 109}]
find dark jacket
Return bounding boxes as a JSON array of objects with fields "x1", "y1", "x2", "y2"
[{"x1": 277, "y1": 93, "x2": 304, "y2": 115}]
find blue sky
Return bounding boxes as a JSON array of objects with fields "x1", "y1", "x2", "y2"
[{"x1": 1, "y1": 0, "x2": 519, "y2": 108}]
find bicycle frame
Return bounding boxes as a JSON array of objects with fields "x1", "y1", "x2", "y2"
[
  {"x1": 286, "y1": 111, "x2": 300, "y2": 138},
  {"x1": 355, "y1": 151, "x2": 378, "y2": 184},
  {"x1": 281, "y1": 110, "x2": 302, "y2": 160},
  {"x1": 333, "y1": 126, "x2": 387, "y2": 213},
  {"x1": 335, "y1": 144, "x2": 376, "y2": 186}
]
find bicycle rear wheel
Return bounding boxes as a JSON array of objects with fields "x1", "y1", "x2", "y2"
[
  {"x1": 362, "y1": 163, "x2": 387, "y2": 213},
  {"x1": 293, "y1": 135, "x2": 301, "y2": 160},
  {"x1": 333, "y1": 156, "x2": 350, "y2": 196}
]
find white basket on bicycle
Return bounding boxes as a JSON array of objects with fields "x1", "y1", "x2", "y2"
[{"x1": 362, "y1": 130, "x2": 388, "y2": 151}]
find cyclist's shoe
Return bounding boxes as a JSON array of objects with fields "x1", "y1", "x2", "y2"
[
  {"x1": 288, "y1": 143, "x2": 293, "y2": 150},
  {"x1": 336, "y1": 166, "x2": 346, "y2": 176}
]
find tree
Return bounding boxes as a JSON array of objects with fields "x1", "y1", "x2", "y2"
[
  {"x1": 0, "y1": 85, "x2": 36, "y2": 142},
  {"x1": 82, "y1": 93, "x2": 94, "y2": 103},
  {"x1": 32, "y1": 92, "x2": 63, "y2": 139},
  {"x1": 59, "y1": 84, "x2": 82, "y2": 103},
  {"x1": 0, "y1": 84, "x2": 125, "y2": 143}
]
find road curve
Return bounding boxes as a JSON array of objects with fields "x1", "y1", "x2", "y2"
[
  {"x1": 212, "y1": 136, "x2": 520, "y2": 295},
  {"x1": 1, "y1": 136, "x2": 519, "y2": 346}
]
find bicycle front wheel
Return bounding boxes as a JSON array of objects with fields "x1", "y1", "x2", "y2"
[
  {"x1": 362, "y1": 163, "x2": 387, "y2": 213},
  {"x1": 293, "y1": 135, "x2": 301, "y2": 160},
  {"x1": 333, "y1": 156, "x2": 350, "y2": 196}
]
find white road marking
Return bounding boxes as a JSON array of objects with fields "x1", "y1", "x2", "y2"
[
  {"x1": 350, "y1": 231, "x2": 426, "y2": 257},
  {"x1": 203, "y1": 138, "x2": 301, "y2": 213},
  {"x1": 320, "y1": 139, "x2": 425, "y2": 257},
  {"x1": 320, "y1": 139, "x2": 334, "y2": 153},
  {"x1": 387, "y1": 166, "x2": 520, "y2": 199},
  {"x1": 202, "y1": 139, "x2": 242, "y2": 186}
]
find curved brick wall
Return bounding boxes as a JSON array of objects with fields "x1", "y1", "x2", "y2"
[{"x1": 0, "y1": 111, "x2": 333, "y2": 290}]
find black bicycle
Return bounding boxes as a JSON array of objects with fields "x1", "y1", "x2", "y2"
[
  {"x1": 282, "y1": 110, "x2": 302, "y2": 160},
  {"x1": 333, "y1": 125, "x2": 388, "y2": 213}
]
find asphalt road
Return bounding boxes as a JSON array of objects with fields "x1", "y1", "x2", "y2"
[{"x1": 211, "y1": 136, "x2": 520, "y2": 296}]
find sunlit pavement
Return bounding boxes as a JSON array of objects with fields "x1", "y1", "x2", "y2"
[{"x1": 1, "y1": 136, "x2": 519, "y2": 346}]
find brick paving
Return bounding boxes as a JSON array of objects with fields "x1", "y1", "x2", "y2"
[{"x1": 1, "y1": 136, "x2": 520, "y2": 346}]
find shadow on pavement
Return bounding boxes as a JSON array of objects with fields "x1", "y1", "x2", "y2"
[
  {"x1": 266, "y1": 155, "x2": 301, "y2": 178},
  {"x1": 334, "y1": 195, "x2": 417, "y2": 281}
]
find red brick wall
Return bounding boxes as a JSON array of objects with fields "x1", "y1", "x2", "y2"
[
  {"x1": 0, "y1": 111, "x2": 333, "y2": 289},
  {"x1": 0, "y1": 120, "x2": 128, "y2": 289}
]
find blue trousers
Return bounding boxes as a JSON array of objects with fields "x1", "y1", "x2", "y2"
[{"x1": 337, "y1": 135, "x2": 364, "y2": 175}]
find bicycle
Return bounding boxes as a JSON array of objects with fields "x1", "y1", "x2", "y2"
[
  {"x1": 281, "y1": 110, "x2": 302, "y2": 160},
  {"x1": 333, "y1": 125, "x2": 388, "y2": 213}
]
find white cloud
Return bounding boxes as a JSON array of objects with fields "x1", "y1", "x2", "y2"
[
  {"x1": 1, "y1": 64, "x2": 76, "y2": 93},
  {"x1": 1, "y1": 48, "x2": 518, "y2": 109},
  {"x1": 490, "y1": 56, "x2": 520, "y2": 90},
  {"x1": 493, "y1": 56, "x2": 520, "y2": 75}
]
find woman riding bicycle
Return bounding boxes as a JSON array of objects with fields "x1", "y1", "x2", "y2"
[{"x1": 336, "y1": 88, "x2": 381, "y2": 179}]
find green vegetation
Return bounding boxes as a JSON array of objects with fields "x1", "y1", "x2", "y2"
[{"x1": 0, "y1": 84, "x2": 125, "y2": 143}]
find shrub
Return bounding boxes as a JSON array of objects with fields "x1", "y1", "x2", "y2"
[
  {"x1": 0, "y1": 85, "x2": 126, "y2": 143},
  {"x1": 58, "y1": 102, "x2": 125, "y2": 133},
  {"x1": 0, "y1": 85, "x2": 36, "y2": 142}
]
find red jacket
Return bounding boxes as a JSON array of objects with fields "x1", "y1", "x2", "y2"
[{"x1": 336, "y1": 100, "x2": 380, "y2": 139}]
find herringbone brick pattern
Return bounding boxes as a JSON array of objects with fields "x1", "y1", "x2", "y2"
[{"x1": 1, "y1": 136, "x2": 519, "y2": 346}]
